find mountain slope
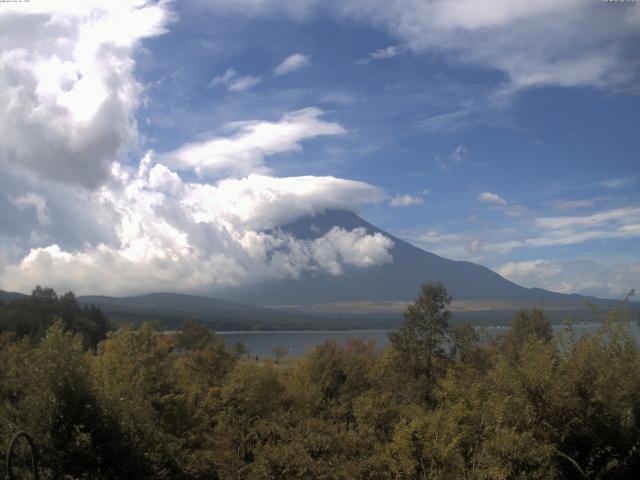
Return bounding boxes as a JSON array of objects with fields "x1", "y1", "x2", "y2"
[
  {"x1": 79, "y1": 292, "x2": 258, "y2": 315},
  {"x1": 75, "y1": 292, "x2": 398, "y2": 330},
  {"x1": 217, "y1": 210, "x2": 589, "y2": 306},
  {"x1": 0, "y1": 290, "x2": 28, "y2": 303}
]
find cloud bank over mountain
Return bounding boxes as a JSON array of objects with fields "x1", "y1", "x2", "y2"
[
  {"x1": 1, "y1": 1, "x2": 637, "y2": 299},
  {"x1": 0, "y1": 1, "x2": 393, "y2": 296},
  {"x1": 2, "y1": 163, "x2": 391, "y2": 295}
]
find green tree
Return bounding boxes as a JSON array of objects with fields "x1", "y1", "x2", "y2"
[
  {"x1": 0, "y1": 286, "x2": 111, "y2": 347},
  {"x1": 389, "y1": 282, "x2": 452, "y2": 404},
  {"x1": 0, "y1": 321, "x2": 120, "y2": 479},
  {"x1": 90, "y1": 323, "x2": 187, "y2": 479},
  {"x1": 501, "y1": 307, "x2": 553, "y2": 355},
  {"x1": 176, "y1": 320, "x2": 217, "y2": 351}
]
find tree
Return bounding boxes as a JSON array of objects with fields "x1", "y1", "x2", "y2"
[
  {"x1": 0, "y1": 287, "x2": 110, "y2": 347},
  {"x1": 176, "y1": 320, "x2": 217, "y2": 351},
  {"x1": 502, "y1": 307, "x2": 552, "y2": 353},
  {"x1": 389, "y1": 282, "x2": 452, "y2": 404},
  {"x1": 0, "y1": 321, "x2": 119, "y2": 479}
]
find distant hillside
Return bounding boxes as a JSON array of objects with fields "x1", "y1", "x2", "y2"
[
  {"x1": 75, "y1": 292, "x2": 399, "y2": 331},
  {"x1": 0, "y1": 290, "x2": 28, "y2": 303},
  {"x1": 79, "y1": 292, "x2": 257, "y2": 315}
]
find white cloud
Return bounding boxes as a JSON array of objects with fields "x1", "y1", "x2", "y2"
[
  {"x1": 404, "y1": 203, "x2": 640, "y2": 267},
  {"x1": 594, "y1": 177, "x2": 637, "y2": 189},
  {"x1": 478, "y1": 192, "x2": 508, "y2": 207},
  {"x1": 0, "y1": 154, "x2": 391, "y2": 296},
  {"x1": 552, "y1": 198, "x2": 598, "y2": 211},
  {"x1": 0, "y1": 2, "x2": 397, "y2": 297},
  {"x1": 421, "y1": 109, "x2": 474, "y2": 133},
  {"x1": 495, "y1": 259, "x2": 640, "y2": 299},
  {"x1": 356, "y1": 45, "x2": 402, "y2": 65},
  {"x1": 465, "y1": 207, "x2": 640, "y2": 255},
  {"x1": 389, "y1": 194, "x2": 424, "y2": 207},
  {"x1": 310, "y1": 227, "x2": 394, "y2": 275},
  {"x1": 148, "y1": 163, "x2": 184, "y2": 196},
  {"x1": 0, "y1": 0, "x2": 170, "y2": 188},
  {"x1": 436, "y1": 144, "x2": 467, "y2": 170},
  {"x1": 182, "y1": 173, "x2": 385, "y2": 231},
  {"x1": 163, "y1": 107, "x2": 346, "y2": 177},
  {"x1": 534, "y1": 207, "x2": 640, "y2": 231},
  {"x1": 415, "y1": 230, "x2": 465, "y2": 243},
  {"x1": 9, "y1": 192, "x2": 51, "y2": 226},
  {"x1": 340, "y1": 0, "x2": 639, "y2": 94},
  {"x1": 197, "y1": 0, "x2": 640, "y2": 94},
  {"x1": 274, "y1": 53, "x2": 311, "y2": 76},
  {"x1": 210, "y1": 68, "x2": 262, "y2": 92}
]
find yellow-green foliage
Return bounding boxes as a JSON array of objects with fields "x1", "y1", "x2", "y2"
[{"x1": 1, "y1": 286, "x2": 640, "y2": 479}]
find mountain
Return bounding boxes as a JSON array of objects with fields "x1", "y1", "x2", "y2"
[
  {"x1": 216, "y1": 209, "x2": 590, "y2": 307},
  {"x1": 74, "y1": 292, "x2": 396, "y2": 330},
  {"x1": 0, "y1": 290, "x2": 28, "y2": 303},
  {"x1": 79, "y1": 292, "x2": 257, "y2": 316}
]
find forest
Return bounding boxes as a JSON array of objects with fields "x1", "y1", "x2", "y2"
[{"x1": 1, "y1": 284, "x2": 639, "y2": 479}]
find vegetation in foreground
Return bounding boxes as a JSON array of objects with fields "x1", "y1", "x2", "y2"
[{"x1": 1, "y1": 284, "x2": 639, "y2": 479}]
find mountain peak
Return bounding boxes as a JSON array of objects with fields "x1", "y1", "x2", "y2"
[{"x1": 215, "y1": 209, "x2": 582, "y2": 306}]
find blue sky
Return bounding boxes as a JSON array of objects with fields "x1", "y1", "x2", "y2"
[
  {"x1": 138, "y1": 1, "x2": 640, "y2": 296},
  {"x1": 0, "y1": 0, "x2": 638, "y2": 298}
]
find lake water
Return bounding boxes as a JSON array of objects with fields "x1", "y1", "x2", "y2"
[
  {"x1": 218, "y1": 330, "x2": 391, "y2": 359},
  {"x1": 218, "y1": 322, "x2": 640, "y2": 359}
]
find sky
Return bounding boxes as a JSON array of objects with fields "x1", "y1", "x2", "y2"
[{"x1": 0, "y1": 0, "x2": 638, "y2": 299}]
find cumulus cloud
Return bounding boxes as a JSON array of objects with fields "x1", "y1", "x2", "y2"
[
  {"x1": 495, "y1": 259, "x2": 640, "y2": 299},
  {"x1": 478, "y1": 192, "x2": 507, "y2": 207},
  {"x1": 0, "y1": 0, "x2": 170, "y2": 188},
  {"x1": 309, "y1": 227, "x2": 394, "y2": 275},
  {"x1": 209, "y1": 68, "x2": 262, "y2": 92},
  {"x1": 162, "y1": 107, "x2": 346, "y2": 177},
  {"x1": 0, "y1": 154, "x2": 391, "y2": 295},
  {"x1": 274, "y1": 53, "x2": 311, "y2": 76},
  {"x1": 0, "y1": 2, "x2": 396, "y2": 297},
  {"x1": 389, "y1": 194, "x2": 424, "y2": 207}
]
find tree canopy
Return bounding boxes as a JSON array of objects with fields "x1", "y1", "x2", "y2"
[
  {"x1": 1, "y1": 284, "x2": 640, "y2": 479},
  {"x1": 0, "y1": 286, "x2": 111, "y2": 348}
]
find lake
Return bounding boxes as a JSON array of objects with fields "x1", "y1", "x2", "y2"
[
  {"x1": 218, "y1": 322, "x2": 640, "y2": 359},
  {"x1": 218, "y1": 329, "x2": 391, "y2": 359}
]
